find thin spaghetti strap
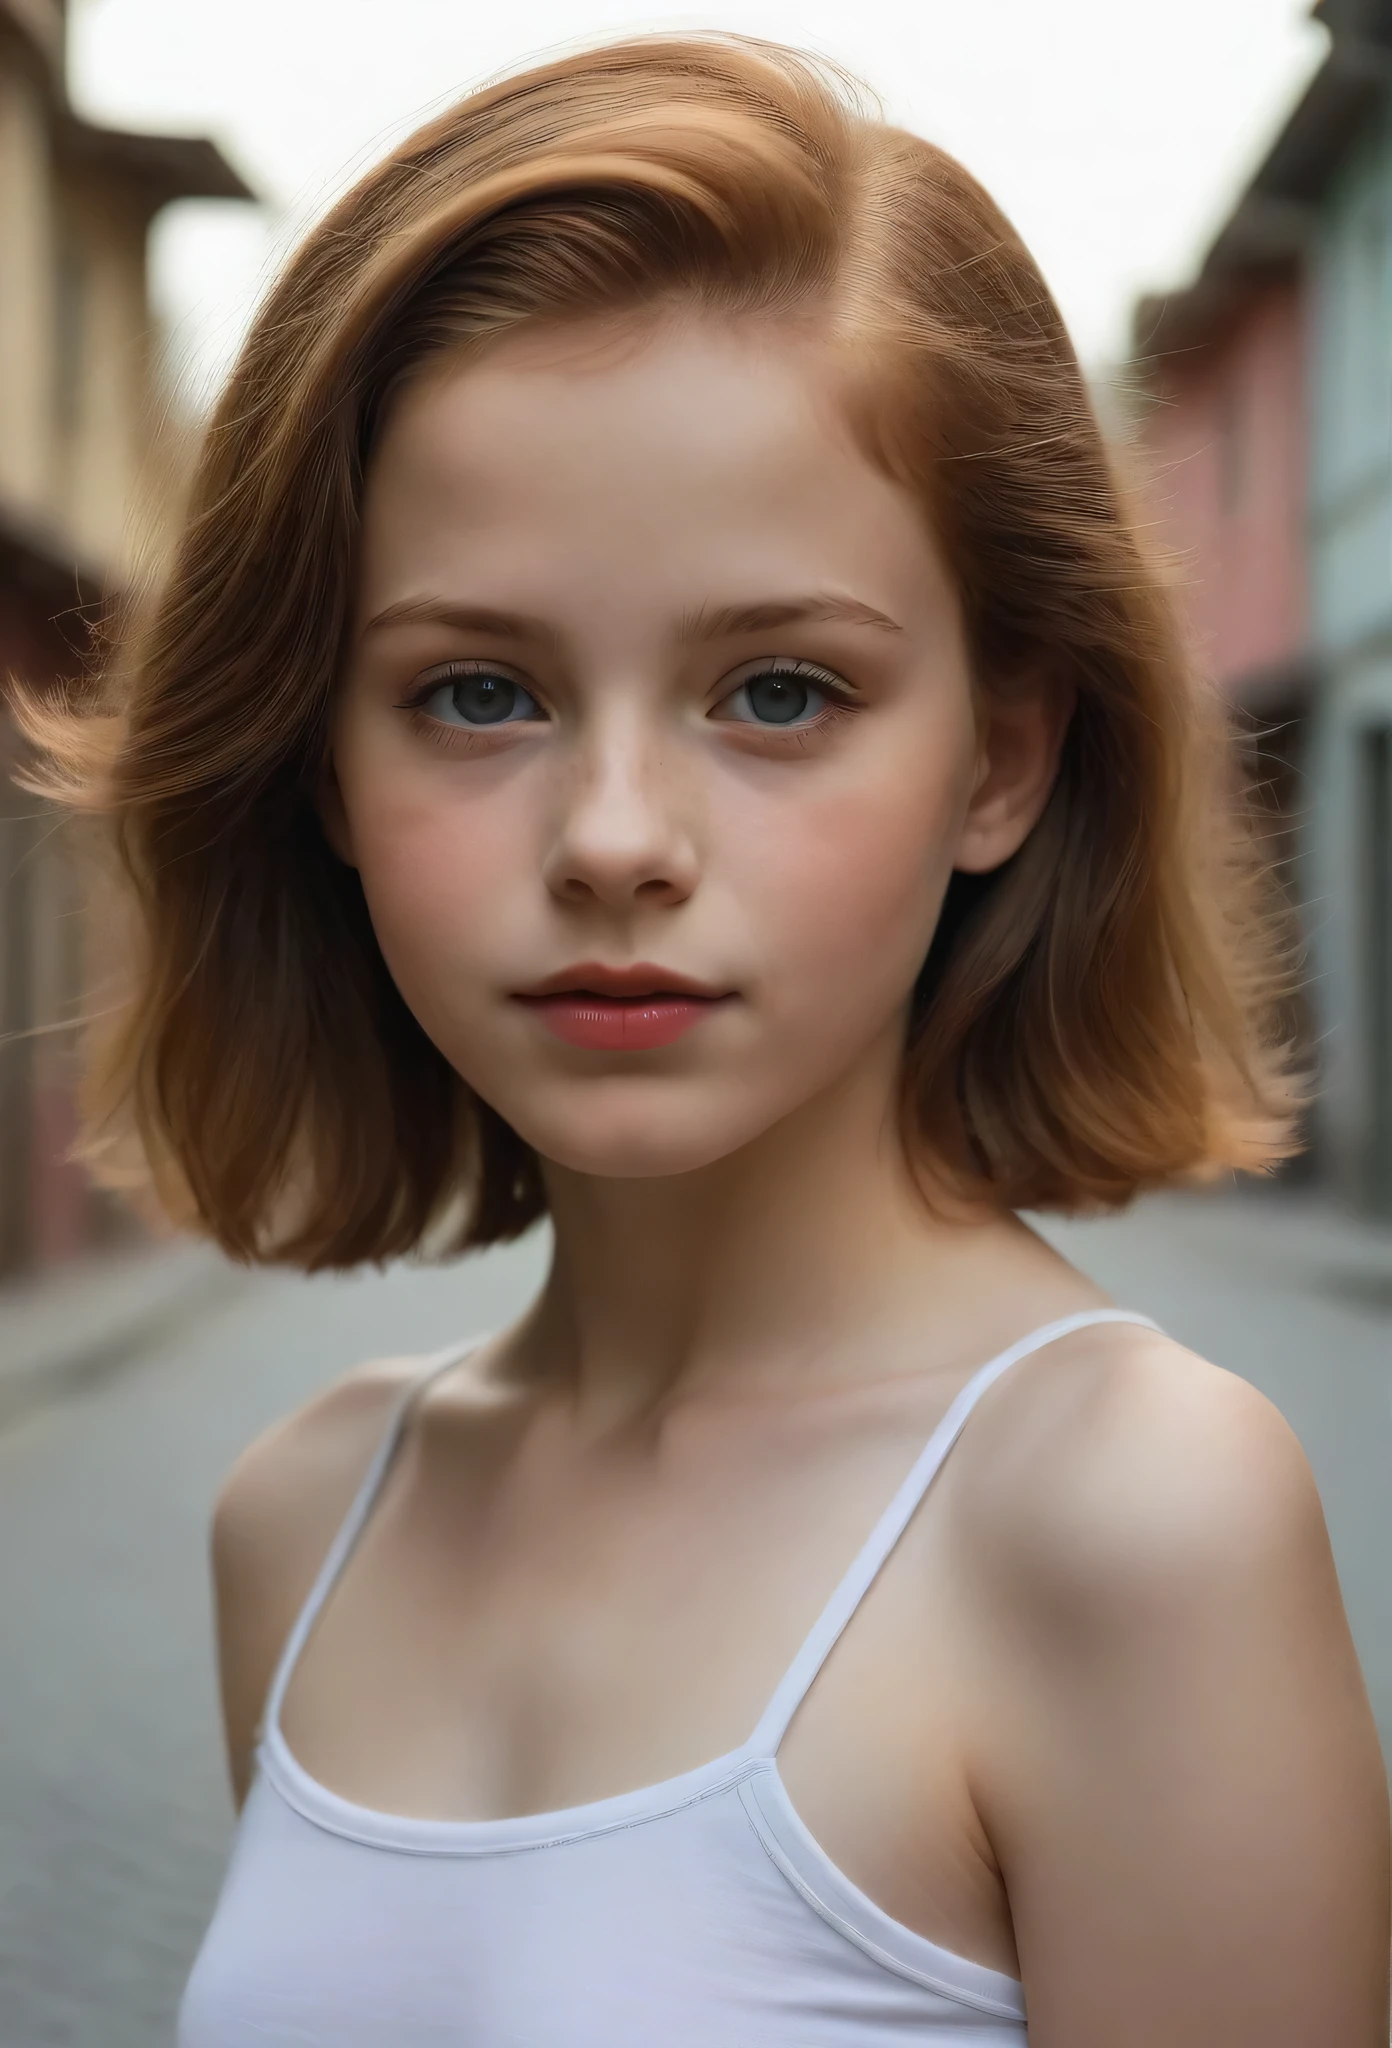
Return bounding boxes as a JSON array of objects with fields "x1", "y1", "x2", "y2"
[
  {"x1": 259, "y1": 1333, "x2": 488, "y2": 1744},
  {"x1": 745, "y1": 1308, "x2": 1161, "y2": 1757}
]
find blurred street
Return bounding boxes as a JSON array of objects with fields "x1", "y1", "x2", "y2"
[{"x1": 0, "y1": 1188, "x2": 1388, "y2": 2048}]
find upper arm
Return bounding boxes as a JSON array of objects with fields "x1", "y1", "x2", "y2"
[
  {"x1": 210, "y1": 1362, "x2": 417, "y2": 1808},
  {"x1": 968, "y1": 1348, "x2": 1390, "y2": 2048}
]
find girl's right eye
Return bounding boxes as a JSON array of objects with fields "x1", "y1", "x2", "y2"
[{"x1": 408, "y1": 666, "x2": 545, "y2": 728}]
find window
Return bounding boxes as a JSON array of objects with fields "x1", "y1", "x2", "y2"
[
  {"x1": 1219, "y1": 379, "x2": 1248, "y2": 517},
  {"x1": 54, "y1": 220, "x2": 84, "y2": 442}
]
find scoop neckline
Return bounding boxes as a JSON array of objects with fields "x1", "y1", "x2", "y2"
[
  {"x1": 259, "y1": 1719, "x2": 772, "y2": 1855},
  {"x1": 256, "y1": 1722, "x2": 1027, "y2": 2016}
]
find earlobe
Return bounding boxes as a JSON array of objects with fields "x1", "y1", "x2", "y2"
[
  {"x1": 953, "y1": 673, "x2": 1075, "y2": 877},
  {"x1": 316, "y1": 758, "x2": 358, "y2": 868}
]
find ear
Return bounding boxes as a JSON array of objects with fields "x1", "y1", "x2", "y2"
[
  {"x1": 316, "y1": 754, "x2": 358, "y2": 868},
  {"x1": 953, "y1": 669, "x2": 1075, "y2": 876}
]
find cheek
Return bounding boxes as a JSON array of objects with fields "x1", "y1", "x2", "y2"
[
  {"x1": 729, "y1": 740, "x2": 969, "y2": 1016},
  {"x1": 334, "y1": 758, "x2": 526, "y2": 1001}
]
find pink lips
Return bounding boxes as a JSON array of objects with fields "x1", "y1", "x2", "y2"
[{"x1": 514, "y1": 965, "x2": 731, "y2": 1052}]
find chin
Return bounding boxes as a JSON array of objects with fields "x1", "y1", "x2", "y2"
[{"x1": 494, "y1": 1081, "x2": 779, "y2": 1182}]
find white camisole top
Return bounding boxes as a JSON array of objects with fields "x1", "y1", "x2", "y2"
[{"x1": 180, "y1": 1307, "x2": 1159, "y2": 2047}]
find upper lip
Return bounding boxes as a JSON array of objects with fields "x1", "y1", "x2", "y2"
[{"x1": 515, "y1": 962, "x2": 731, "y2": 1000}]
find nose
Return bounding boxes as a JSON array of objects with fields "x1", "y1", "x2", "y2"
[{"x1": 541, "y1": 706, "x2": 699, "y2": 912}]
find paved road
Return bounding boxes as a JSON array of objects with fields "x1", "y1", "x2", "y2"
[{"x1": 0, "y1": 1191, "x2": 1387, "y2": 2046}]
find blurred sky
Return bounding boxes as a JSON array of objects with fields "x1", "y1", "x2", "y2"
[{"x1": 70, "y1": 0, "x2": 1329, "y2": 405}]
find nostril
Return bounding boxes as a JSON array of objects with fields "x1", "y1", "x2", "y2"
[{"x1": 541, "y1": 824, "x2": 700, "y2": 908}]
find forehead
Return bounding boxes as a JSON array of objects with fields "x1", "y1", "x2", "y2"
[{"x1": 357, "y1": 315, "x2": 957, "y2": 632}]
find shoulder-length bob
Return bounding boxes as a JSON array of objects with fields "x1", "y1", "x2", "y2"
[{"x1": 19, "y1": 33, "x2": 1300, "y2": 1267}]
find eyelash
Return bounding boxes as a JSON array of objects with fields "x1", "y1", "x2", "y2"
[
  {"x1": 393, "y1": 665, "x2": 537, "y2": 754},
  {"x1": 393, "y1": 659, "x2": 864, "y2": 751},
  {"x1": 721, "y1": 659, "x2": 862, "y2": 748}
]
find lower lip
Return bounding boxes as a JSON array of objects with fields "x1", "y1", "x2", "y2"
[{"x1": 518, "y1": 993, "x2": 725, "y2": 1051}]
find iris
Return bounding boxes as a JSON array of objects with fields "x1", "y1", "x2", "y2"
[
  {"x1": 452, "y1": 675, "x2": 518, "y2": 724},
  {"x1": 746, "y1": 672, "x2": 812, "y2": 724}
]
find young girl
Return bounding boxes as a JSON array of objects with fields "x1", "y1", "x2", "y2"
[{"x1": 27, "y1": 33, "x2": 1389, "y2": 2046}]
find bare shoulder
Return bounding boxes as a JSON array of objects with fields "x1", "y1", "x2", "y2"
[
  {"x1": 954, "y1": 1319, "x2": 1328, "y2": 1622},
  {"x1": 951, "y1": 1327, "x2": 1389, "y2": 2038},
  {"x1": 211, "y1": 1343, "x2": 493, "y2": 1803},
  {"x1": 212, "y1": 1355, "x2": 423, "y2": 1608}
]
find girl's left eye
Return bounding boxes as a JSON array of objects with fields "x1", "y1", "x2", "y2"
[
  {"x1": 718, "y1": 664, "x2": 838, "y2": 727},
  {"x1": 411, "y1": 668, "x2": 544, "y2": 727}
]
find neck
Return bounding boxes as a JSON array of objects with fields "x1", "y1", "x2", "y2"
[{"x1": 521, "y1": 1028, "x2": 1026, "y2": 1431}]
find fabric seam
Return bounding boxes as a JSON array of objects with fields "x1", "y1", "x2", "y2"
[
  {"x1": 259, "y1": 1745, "x2": 768, "y2": 1860},
  {"x1": 738, "y1": 1784, "x2": 1026, "y2": 2023}
]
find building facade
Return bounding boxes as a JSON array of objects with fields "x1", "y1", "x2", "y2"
[
  {"x1": 1131, "y1": 265, "x2": 1314, "y2": 1024},
  {"x1": 0, "y1": 0, "x2": 249, "y2": 1276},
  {"x1": 1306, "y1": 14, "x2": 1392, "y2": 1207},
  {"x1": 1134, "y1": 277, "x2": 1310, "y2": 710},
  {"x1": 1132, "y1": 0, "x2": 1392, "y2": 1205}
]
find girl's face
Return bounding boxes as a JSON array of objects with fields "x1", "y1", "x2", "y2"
[{"x1": 330, "y1": 314, "x2": 1062, "y2": 1179}]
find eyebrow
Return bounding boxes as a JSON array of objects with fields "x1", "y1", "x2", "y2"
[
  {"x1": 362, "y1": 599, "x2": 556, "y2": 641},
  {"x1": 677, "y1": 596, "x2": 904, "y2": 641},
  {"x1": 363, "y1": 593, "x2": 904, "y2": 642}
]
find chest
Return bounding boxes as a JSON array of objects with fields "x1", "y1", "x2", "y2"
[{"x1": 276, "y1": 1403, "x2": 1017, "y2": 1975}]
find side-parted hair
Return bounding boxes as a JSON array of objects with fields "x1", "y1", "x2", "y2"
[{"x1": 18, "y1": 34, "x2": 1301, "y2": 1266}]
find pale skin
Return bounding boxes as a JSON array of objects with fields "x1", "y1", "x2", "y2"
[{"x1": 213, "y1": 312, "x2": 1390, "y2": 2044}]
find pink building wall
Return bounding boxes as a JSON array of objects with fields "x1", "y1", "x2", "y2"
[{"x1": 1139, "y1": 277, "x2": 1308, "y2": 697}]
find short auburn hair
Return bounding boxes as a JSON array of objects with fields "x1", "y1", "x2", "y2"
[{"x1": 19, "y1": 33, "x2": 1300, "y2": 1267}]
